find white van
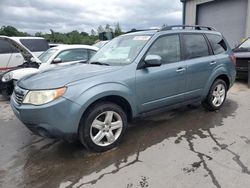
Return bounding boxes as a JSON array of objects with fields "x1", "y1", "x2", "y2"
[{"x1": 0, "y1": 36, "x2": 49, "y2": 72}]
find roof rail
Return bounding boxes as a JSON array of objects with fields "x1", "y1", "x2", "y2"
[
  {"x1": 160, "y1": 25, "x2": 216, "y2": 31},
  {"x1": 126, "y1": 28, "x2": 159, "y2": 34}
]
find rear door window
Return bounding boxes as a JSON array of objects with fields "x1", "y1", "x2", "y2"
[
  {"x1": 182, "y1": 34, "x2": 209, "y2": 59},
  {"x1": 206, "y1": 34, "x2": 227, "y2": 55},
  {"x1": 0, "y1": 39, "x2": 13, "y2": 54},
  {"x1": 20, "y1": 39, "x2": 49, "y2": 52}
]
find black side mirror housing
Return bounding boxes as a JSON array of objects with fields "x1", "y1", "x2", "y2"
[{"x1": 144, "y1": 55, "x2": 162, "y2": 68}]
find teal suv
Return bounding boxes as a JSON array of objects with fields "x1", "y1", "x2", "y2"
[{"x1": 11, "y1": 25, "x2": 236, "y2": 152}]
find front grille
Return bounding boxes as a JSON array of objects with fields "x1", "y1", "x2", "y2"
[
  {"x1": 13, "y1": 86, "x2": 28, "y2": 105},
  {"x1": 236, "y1": 58, "x2": 249, "y2": 72}
]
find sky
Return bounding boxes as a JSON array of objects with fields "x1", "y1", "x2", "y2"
[{"x1": 0, "y1": 0, "x2": 182, "y2": 34}]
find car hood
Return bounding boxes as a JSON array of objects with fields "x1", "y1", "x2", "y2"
[
  {"x1": 234, "y1": 51, "x2": 250, "y2": 58},
  {"x1": 0, "y1": 36, "x2": 41, "y2": 63},
  {"x1": 18, "y1": 63, "x2": 122, "y2": 90},
  {"x1": 8, "y1": 67, "x2": 39, "y2": 81}
]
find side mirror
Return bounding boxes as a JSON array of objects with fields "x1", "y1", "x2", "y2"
[
  {"x1": 144, "y1": 55, "x2": 162, "y2": 67},
  {"x1": 52, "y1": 58, "x2": 62, "y2": 64},
  {"x1": 30, "y1": 57, "x2": 37, "y2": 63}
]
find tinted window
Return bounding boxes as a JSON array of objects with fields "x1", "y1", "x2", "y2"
[
  {"x1": 206, "y1": 34, "x2": 227, "y2": 55},
  {"x1": 146, "y1": 35, "x2": 181, "y2": 64},
  {"x1": 20, "y1": 39, "x2": 49, "y2": 52},
  {"x1": 0, "y1": 39, "x2": 12, "y2": 54},
  {"x1": 56, "y1": 49, "x2": 88, "y2": 63},
  {"x1": 183, "y1": 34, "x2": 209, "y2": 59}
]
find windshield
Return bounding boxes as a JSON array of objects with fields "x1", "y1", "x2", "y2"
[
  {"x1": 38, "y1": 48, "x2": 58, "y2": 63},
  {"x1": 239, "y1": 38, "x2": 250, "y2": 49},
  {"x1": 89, "y1": 35, "x2": 152, "y2": 65}
]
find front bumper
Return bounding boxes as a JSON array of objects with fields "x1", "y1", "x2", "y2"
[
  {"x1": 11, "y1": 95, "x2": 82, "y2": 141},
  {"x1": 235, "y1": 58, "x2": 249, "y2": 80},
  {"x1": 236, "y1": 69, "x2": 248, "y2": 80}
]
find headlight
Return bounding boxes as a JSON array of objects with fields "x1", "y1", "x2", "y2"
[
  {"x1": 23, "y1": 87, "x2": 67, "y2": 105},
  {"x1": 2, "y1": 72, "x2": 13, "y2": 82}
]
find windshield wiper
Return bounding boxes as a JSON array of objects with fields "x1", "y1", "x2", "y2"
[{"x1": 90, "y1": 61, "x2": 110, "y2": 66}]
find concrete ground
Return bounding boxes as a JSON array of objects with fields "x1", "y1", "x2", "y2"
[{"x1": 0, "y1": 81, "x2": 250, "y2": 188}]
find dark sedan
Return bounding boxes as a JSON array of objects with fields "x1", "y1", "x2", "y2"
[{"x1": 233, "y1": 38, "x2": 250, "y2": 80}]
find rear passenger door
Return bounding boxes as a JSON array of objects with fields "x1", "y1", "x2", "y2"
[
  {"x1": 182, "y1": 33, "x2": 217, "y2": 100},
  {"x1": 205, "y1": 33, "x2": 228, "y2": 71}
]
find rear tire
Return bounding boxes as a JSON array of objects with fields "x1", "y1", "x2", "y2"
[
  {"x1": 202, "y1": 79, "x2": 227, "y2": 111},
  {"x1": 79, "y1": 102, "x2": 127, "y2": 152}
]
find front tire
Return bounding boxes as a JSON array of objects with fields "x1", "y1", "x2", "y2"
[
  {"x1": 202, "y1": 79, "x2": 227, "y2": 111},
  {"x1": 79, "y1": 102, "x2": 127, "y2": 152},
  {"x1": 0, "y1": 81, "x2": 14, "y2": 100}
]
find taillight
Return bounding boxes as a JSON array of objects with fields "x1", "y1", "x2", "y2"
[{"x1": 230, "y1": 53, "x2": 236, "y2": 65}]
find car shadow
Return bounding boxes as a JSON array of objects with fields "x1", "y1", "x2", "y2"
[{"x1": 4, "y1": 99, "x2": 238, "y2": 187}]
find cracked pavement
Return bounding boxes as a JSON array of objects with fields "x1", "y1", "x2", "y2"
[{"x1": 1, "y1": 81, "x2": 250, "y2": 188}]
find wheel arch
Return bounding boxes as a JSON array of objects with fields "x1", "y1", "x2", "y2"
[
  {"x1": 215, "y1": 74, "x2": 230, "y2": 90},
  {"x1": 202, "y1": 68, "x2": 231, "y2": 99},
  {"x1": 75, "y1": 82, "x2": 137, "y2": 136},
  {"x1": 80, "y1": 95, "x2": 134, "y2": 123}
]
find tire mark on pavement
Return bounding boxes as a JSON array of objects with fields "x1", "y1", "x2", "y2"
[
  {"x1": 185, "y1": 136, "x2": 221, "y2": 188},
  {"x1": 207, "y1": 129, "x2": 250, "y2": 175}
]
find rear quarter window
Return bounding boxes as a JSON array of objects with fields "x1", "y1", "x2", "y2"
[
  {"x1": 206, "y1": 34, "x2": 227, "y2": 55},
  {"x1": 20, "y1": 39, "x2": 49, "y2": 52}
]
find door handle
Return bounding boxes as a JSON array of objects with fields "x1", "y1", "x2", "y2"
[
  {"x1": 210, "y1": 61, "x2": 217, "y2": 65},
  {"x1": 176, "y1": 67, "x2": 186, "y2": 72}
]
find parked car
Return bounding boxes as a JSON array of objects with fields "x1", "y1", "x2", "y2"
[
  {"x1": 0, "y1": 36, "x2": 49, "y2": 72},
  {"x1": 0, "y1": 44, "x2": 98, "y2": 97},
  {"x1": 48, "y1": 43, "x2": 63, "y2": 48},
  {"x1": 10, "y1": 25, "x2": 236, "y2": 152},
  {"x1": 93, "y1": 40, "x2": 109, "y2": 49},
  {"x1": 233, "y1": 37, "x2": 250, "y2": 79}
]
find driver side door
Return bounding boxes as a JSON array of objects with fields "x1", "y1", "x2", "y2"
[
  {"x1": 135, "y1": 34, "x2": 187, "y2": 113},
  {"x1": 51, "y1": 48, "x2": 89, "y2": 68}
]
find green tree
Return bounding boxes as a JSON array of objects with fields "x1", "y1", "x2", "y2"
[
  {"x1": 0, "y1": 26, "x2": 29, "y2": 36},
  {"x1": 35, "y1": 32, "x2": 42, "y2": 37},
  {"x1": 105, "y1": 24, "x2": 113, "y2": 32},
  {"x1": 114, "y1": 22, "x2": 122, "y2": 37},
  {"x1": 97, "y1": 25, "x2": 104, "y2": 33},
  {"x1": 91, "y1": 29, "x2": 96, "y2": 36},
  {"x1": 0, "y1": 24, "x2": 122, "y2": 45}
]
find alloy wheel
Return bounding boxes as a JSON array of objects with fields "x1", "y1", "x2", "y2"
[
  {"x1": 90, "y1": 111, "x2": 123, "y2": 147},
  {"x1": 212, "y1": 83, "x2": 226, "y2": 107}
]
